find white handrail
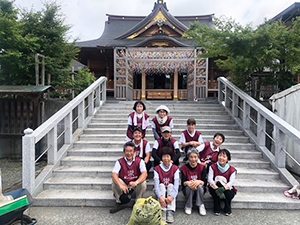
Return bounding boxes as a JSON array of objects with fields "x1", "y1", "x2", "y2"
[
  {"x1": 218, "y1": 77, "x2": 300, "y2": 186},
  {"x1": 22, "y1": 77, "x2": 107, "y2": 194}
]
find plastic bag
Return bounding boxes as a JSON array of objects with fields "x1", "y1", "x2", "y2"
[{"x1": 127, "y1": 196, "x2": 167, "y2": 225}]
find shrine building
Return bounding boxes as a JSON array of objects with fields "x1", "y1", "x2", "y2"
[{"x1": 77, "y1": 0, "x2": 221, "y2": 100}]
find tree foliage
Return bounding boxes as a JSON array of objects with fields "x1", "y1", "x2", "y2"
[
  {"x1": 185, "y1": 16, "x2": 300, "y2": 92},
  {"x1": 0, "y1": 0, "x2": 93, "y2": 97}
]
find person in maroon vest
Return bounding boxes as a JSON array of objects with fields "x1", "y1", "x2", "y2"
[
  {"x1": 154, "y1": 147, "x2": 180, "y2": 223},
  {"x1": 180, "y1": 148, "x2": 207, "y2": 216},
  {"x1": 110, "y1": 142, "x2": 147, "y2": 214},
  {"x1": 131, "y1": 127, "x2": 152, "y2": 173},
  {"x1": 180, "y1": 118, "x2": 204, "y2": 162},
  {"x1": 198, "y1": 132, "x2": 225, "y2": 168},
  {"x1": 126, "y1": 100, "x2": 149, "y2": 141},
  {"x1": 152, "y1": 126, "x2": 180, "y2": 167},
  {"x1": 208, "y1": 149, "x2": 237, "y2": 216},
  {"x1": 152, "y1": 105, "x2": 173, "y2": 140}
]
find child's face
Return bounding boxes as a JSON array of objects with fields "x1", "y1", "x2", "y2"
[
  {"x1": 136, "y1": 104, "x2": 144, "y2": 114},
  {"x1": 158, "y1": 110, "x2": 167, "y2": 118},
  {"x1": 213, "y1": 135, "x2": 224, "y2": 147},
  {"x1": 187, "y1": 123, "x2": 196, "y2": 133}
]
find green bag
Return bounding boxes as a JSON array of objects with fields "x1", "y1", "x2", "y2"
[{"x1": 127, "y1": 196, "x2": 167, "y2": 225}]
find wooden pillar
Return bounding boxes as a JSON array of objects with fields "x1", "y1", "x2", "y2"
[
  {"x1": 142, "y1": 70, "x2": 146, "y2": 100},
  {"x1": 174, "y1": 68, "x2": 178, "y2": 100}
]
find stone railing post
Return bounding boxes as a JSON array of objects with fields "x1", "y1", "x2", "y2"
[
  {"x1": 22, "y1": 128, "x2": 35, "y2": 194},
  {"x1": 274, "y1": 127, "x2": 286, "y2": 168},
  {"x1": 243, "y1": 101, "x2": 250, "y2": 130},
  {"x1": 257, "y1": 113, "x2": 266, "y2": 146}
]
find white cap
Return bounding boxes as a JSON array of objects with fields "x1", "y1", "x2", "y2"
[
  {"x1": 155, "y1": 105, "x2": 170, "y2": 114},
  {"x1": 161, "y1": 126, "x2": 171, "y2": 133}
]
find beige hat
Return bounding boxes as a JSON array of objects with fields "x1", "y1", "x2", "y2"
[
  {"x1": 161, "y1": 126, "x2": 171, "y2": 133},
  {"x1": 155, "y1": 105, "x2": 170, "y2": 114}
]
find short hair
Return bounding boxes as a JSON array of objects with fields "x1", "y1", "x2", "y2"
[
  {"x1": 187, "y1": 147, "x2": 198, "y2": 158},
  {"x1": 218, "y1": 149, "x2": 231, "y2": 161},
  {"x1": 187, "y1": 118, "x2": 196, "y2": 125},
  {"x1": 133, "y1": 100, "x2": 146, "y2": 111},
  {"x1": 161, "y1": 147, "x2": 173, "y2": 158},
  {"x1": 123, "y1": 142, "x2": 135, "y2": 152},
  {"x1": 213, "y1": 132, "x2": 225, "y2": 143}
]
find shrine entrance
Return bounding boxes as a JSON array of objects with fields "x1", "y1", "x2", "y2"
[{"x1": 114, "y1": 47, "x2": 208, "y2": 100}]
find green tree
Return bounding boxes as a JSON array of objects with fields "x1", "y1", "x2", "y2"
[
  {"x1": 0, "y1": 0, "x2": 39, "y2": 84},
  {"x1": 19, "y1": 1, "x2": 79, "y2": 86},
  {"x1": 0, "y1": 0, "x2": 83, "y2": 90},
  {"x1": 185, "y1": 16, "x2": 300, "y2": 94}
]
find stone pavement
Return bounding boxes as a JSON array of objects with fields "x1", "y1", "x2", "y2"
[{"x1": 25, "y1": 206, "x2": 300, "y2": 225}]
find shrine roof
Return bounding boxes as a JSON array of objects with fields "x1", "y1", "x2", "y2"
[
  {"x1": 77, "y1": 1, "x2": 213, "y2": 48},
  {"x1": 271, "y1": 2, "x2": 300, "y2": 22}
]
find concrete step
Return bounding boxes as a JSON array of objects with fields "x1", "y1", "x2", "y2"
[
  {"x1": 52, "y1": 166, "x2": 278, "y2": 180},
  {"x1": 87, "y1": 123, "x2": 239, "y2": 129},
  {"x1": 60, "y1": 156, "x2": 269, "y2": 168},
  {"x1": 43, "y1": 177, "x2": 288, "y2": 193},
  {"x1": 78, "y1": 134, "x2": 250, "y2": 143},
  {"x1": 33, "y1": 189, "x2": 300, "y2": 209},
  {"x1": 73, "y1": 141, "x2": 256, "y2": 150},
  {"x1": 83, "y1": 128, "x2": 244, "y2": 136},
  {"x1": 67, "y1": 148, "x2": 261, "y2": 159},
  {"x1": 93, "y1": 113, "x2": 230, "y2": 119},
  {"x1": 89, "y1": 118, "x2": 235, "y2": 124}
]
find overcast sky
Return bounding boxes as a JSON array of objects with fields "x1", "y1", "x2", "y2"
[{"x1": 13, "y1": 0, "x2": 297, "y2": 41}]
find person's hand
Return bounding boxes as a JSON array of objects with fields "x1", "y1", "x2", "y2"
[
  {"x1": 120, "y1": 184, "x2": 129, "y2": 194},
  {"x1": 129, "y1": 181, "x2": 138, "y2": 188},
  {"x1": 159, "y1": 196, "x2": 167, "y2": 208},
  {"x1": 166, "y1": 196, "x2": 174, "y2": 204}
]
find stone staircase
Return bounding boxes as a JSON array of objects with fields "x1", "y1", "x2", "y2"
[{"x1": 34, "y1": 100, "x2": 300, "y2": 209}]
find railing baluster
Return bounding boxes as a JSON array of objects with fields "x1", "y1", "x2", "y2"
[
  {"x1": 48, "y1": 126, "x2": 57, "y2": 165},
  {"x1": 274, "y1": 127, "x2": 286, "y2": 168},
  {"x1": 22, "y1": 128, "x2": 35, "y2": 194},
  {"x1": 65, "y1": 112, "x2": 72, "y2": 144},
  {"x1": 257, "y1": 113, "x2": 266, "y2": 146},
  {"x1": 243, "y1": 101, "x2": 250, "y2": 130}
]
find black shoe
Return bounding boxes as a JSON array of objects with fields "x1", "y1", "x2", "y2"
[{"x1": 109, "y1": 203, "x2": 126, "y2": 214}]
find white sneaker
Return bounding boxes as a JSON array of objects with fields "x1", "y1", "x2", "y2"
[
  {"x1": 199, "y1": 204, "x2": 206, "y2": 216},
  {"x1": 185, "y1": 207, "x2": 192, "y2": 215},
  {"x1": 162, "y1": 210, "x2": 167, "y2": 221}
]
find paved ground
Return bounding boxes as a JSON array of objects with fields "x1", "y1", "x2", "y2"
[
  {"x1": 2, "y1": 159, "x2": 300, "y2": 224},
  {"x1": 25, "y1": 206, "x2": 300, "y2": 225}
]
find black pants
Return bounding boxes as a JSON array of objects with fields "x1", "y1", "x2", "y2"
[{"x1": 209, "y1": 185, "x2": 235, "y2": 214}]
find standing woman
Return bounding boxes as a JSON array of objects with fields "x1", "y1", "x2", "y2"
[
  {"x1": 152, "y1": 105, "x2": 173, "y2": 140},
  {"x1": 180, "y1": 148, "x2": 207, "y2": 216},
  {"x1": 208, "y1": 149, "x2": 237, "y2": 216},
  {"x1": 126, "y1": 100, "x2": 149, "y2": 141}
]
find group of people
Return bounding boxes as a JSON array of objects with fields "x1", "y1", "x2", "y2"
[{"x1": 110, "y1": 100, "x2": 237, "y2": 223}]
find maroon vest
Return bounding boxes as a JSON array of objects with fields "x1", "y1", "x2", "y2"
[
  {"x1": 134, "y1": 139, "x2": 148, "y2": 159},
  {"x1": 157, "y1": 138, "x2": 176, "y2": 158},
  {"x1": 152, "y1": 116, "x2": 172, "y2": 137},
  {"x1": 126, "y1": 112, "x2": 149, "y2": 139},
  {"x1": 118, "y1": 157, "x2": 142, "y2": 185},
  {"x1": 180, "y1": 163, "x2": 205, "y2": 181},
  {"x1": 155, "y1": 164, "x2": 178, "y2": 187},
  {"x1": 211, "y1": 163, "x2": 237, "y2": 193},
  {"x1": 199, "y1": 142, "x2": 219, "y2": 163},
  {"x1": 182, "y1": 130, "x2": 201, "y2": 152}
]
